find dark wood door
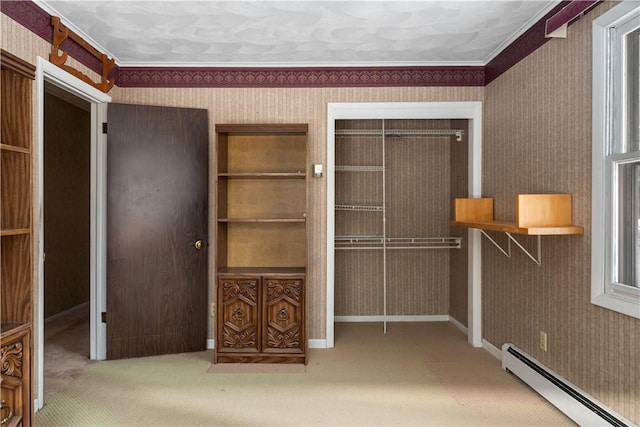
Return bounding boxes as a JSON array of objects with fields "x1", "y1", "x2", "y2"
[{"x1": 106, "y1": 103, "x2": 208, "y2": 360}]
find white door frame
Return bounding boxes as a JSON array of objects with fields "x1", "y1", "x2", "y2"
[
  {"x1": 326, "y1": 101, "x2": 483, "y2": 348},
  {"x1": 35, "y1": 58, "x2": 110, "y2": 410}
]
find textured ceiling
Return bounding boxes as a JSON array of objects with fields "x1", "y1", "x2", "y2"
[{"x1": 37, "y1": 1, "x2": 560, "y2": 67}]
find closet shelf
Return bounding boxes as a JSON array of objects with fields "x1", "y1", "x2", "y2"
[
  {"x1": 335, "y1": 165, "x2": 384, "y2": 172},
  {"x1": 217, "y1": 172, "x2": 305, "y2": 179},
  {"x1": 335, "y1": 236, "x2": 462, "y2": 250},
  {"x1": 335, "y1": 128, "x2": 463, "y2": 141},
  {"x1": 450, "y1": 194, "x2": 584, "y2": 265},
  {"x1": 1, "y1": 144, "x2": 30, "y2": 154},
  {"x1": 335, "y1": 204, "x2": 384, "y2": 212},
  {"x1": 218, "y1": 217, "x2": 306, "y2": 223},
  {"x1": 1, "y1": 228, "x2": 30, "y2": 237}
]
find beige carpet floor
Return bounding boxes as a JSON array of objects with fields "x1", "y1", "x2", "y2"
[{"x1": 36, "y1": 322, "x2": 574, "y2": 426}]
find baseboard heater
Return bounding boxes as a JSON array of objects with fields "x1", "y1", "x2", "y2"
[{"x1": 502, "y1": 344, "x2": 635, "y2": 427}]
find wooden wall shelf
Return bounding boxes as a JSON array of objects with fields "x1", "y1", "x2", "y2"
[
  {"x1": 450, "y1": 194, "x2": 584, "y2": 235},
  {"x1": 450, "y1": 194, "x2": 583, "y2": 265}
]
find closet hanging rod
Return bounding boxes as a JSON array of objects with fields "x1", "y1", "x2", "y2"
[
  {"x1": 335, "y1": 204, "x2": 384, "y2": 212},
  {"x1": 335, "y1": 165, "x2": 384, "y2": 172},
  {"x1": 335, "y1": 236, "x2": 462, "y2": 250},
  {"x1": 335, "y1": 129, "x2": 463, "y2": 141}
]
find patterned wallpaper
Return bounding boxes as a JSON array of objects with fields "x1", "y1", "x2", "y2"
[{"x1": 483, "y1": 1, "x2": 638, "y2": 423}]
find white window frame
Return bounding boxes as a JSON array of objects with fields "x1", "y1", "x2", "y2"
[{"x1": 592, "y1": 1, "x2": 640, "y2": 319}]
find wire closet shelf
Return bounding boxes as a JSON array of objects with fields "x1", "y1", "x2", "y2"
[
  {"x1": 335, "y1": 128, "x2": 464, "y2": 141},
  {"x1": 335, "y1": 236, "x2": 462, "y2": 250}
]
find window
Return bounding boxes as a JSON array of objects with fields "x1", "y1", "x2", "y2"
[{"x1": 592, "y1": 1, "x2": 640, "y2": 319}]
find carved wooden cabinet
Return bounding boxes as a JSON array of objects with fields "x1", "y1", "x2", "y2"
[
  {"x1": 215, "y1": 271, "x2": 305, "y2": 364},
  {"x1": 1, "y1": 323, "x2": 31, "y2": 427},
  {"x1": 214, "y1": 124, "x2": 308, "y2": 364}
]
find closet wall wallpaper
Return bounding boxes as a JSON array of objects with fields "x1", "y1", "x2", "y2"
[{"x1": 483, "y1": 1, "x2": 638, "y2": 423}]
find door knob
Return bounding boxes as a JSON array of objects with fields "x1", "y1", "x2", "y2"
[{"x1": 194, "y1": 240, "x2": 203, "y2": 250}]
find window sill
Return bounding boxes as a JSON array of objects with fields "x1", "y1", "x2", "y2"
[{"x1": 591, "y1": 292, "x2": 640, "y2": 319}]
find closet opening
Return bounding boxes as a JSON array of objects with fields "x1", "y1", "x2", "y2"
[{"x1": 326, "y1": 102, "x2": 483, "y2": 349}]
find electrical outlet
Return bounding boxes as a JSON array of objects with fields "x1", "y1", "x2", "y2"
[
  {"x1": 539, "y1": 331, "x2": 548, "y2": 352},
  {"x1": 210, "y1": 303, "x2": 215, "y2": 317}
]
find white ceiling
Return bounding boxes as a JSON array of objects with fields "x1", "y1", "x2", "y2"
[{"x1": 36, "y1": 0, "x2": 560, "y2": 67}]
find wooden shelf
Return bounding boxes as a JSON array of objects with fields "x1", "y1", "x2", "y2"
[
  {"x1": 216, "y1": 123, "x2": 308, "y2": 134},
  {"x1": 218, "y1": 267, "x2": 306, "y2": 276},
  {"x1": 1, "y1": 228, "x2": 30, "y2": 237},
  {"x1": 450, "y1": 194, "x2": 583, "y2": 265},
  {"x1": 450, "y1": 195, "x2": 584, "y2": 236},
  {"x1": 0, "y1": 144, "x2": 30, "y2": 154},
  {"x1": 218, "y1": 172, "x2": 305, "y2": 179},
  {"x1": 218, "y1": 217, "x2": 306, "y2": 223},
  {"x1": 450, "y1": 219, "x2": 583, "y2": 235}
]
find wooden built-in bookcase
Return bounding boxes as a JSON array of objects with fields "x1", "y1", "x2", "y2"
[
  {"x1": 1, "y1": 49, "x2": 35, "y2": 427},
  {"x1": 214, "y1": 124, "x2": 308, "y2": 364}
]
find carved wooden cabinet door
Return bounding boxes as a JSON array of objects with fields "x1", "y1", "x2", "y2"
[
  {"x1": 0, "y1": 324, "x2": 30, "y2": 427},
  {"x1": 217, "y1": 277, "x2": 260, "y2": 354},
  {"x1": 262, "y1": 277, "x2": 305, "y2": 354}
]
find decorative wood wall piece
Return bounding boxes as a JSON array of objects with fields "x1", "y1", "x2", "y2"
[{"x1": 49, "y1": 16, "x2": 115, "y2": 93}]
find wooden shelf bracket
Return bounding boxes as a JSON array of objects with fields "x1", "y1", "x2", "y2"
[{"x1": 50, "y1": 16, "x2": 115, "y2": 93}]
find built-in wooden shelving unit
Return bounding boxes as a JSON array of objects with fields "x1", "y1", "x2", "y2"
[
  {"x1": 214, "y1": 124, "x2": 308, "y2": 364},
  {"x1": 450, "y1": 194, "x2": 583, "y2": 265},
  {"x1": 1, "y1": 48, "x2": 35, "y2": 427}
]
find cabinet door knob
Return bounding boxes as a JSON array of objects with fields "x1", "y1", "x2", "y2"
[
  {"x1": 194, "y1": 240, "x2": 203, "y2": 250},
  {"x1": 277, "y1": 308, "x2": 289, "y2": 321},
  {"x1": 232, "y1": 307, "x2": 245, "y2": 321}
]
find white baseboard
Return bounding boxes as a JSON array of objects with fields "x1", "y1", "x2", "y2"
[
  {"x1": 449, "y1": 316, "x2": 468, "y2": 334},
  {"x1": 335, "y1": 315, "x2": 450, "y2": 322},
  {"x1": 308, "y1": 339, "x2": 327, "y2": 349},
  {"x1": 207, "y1": 339, "x2": 215, "y2": 350},
  {"x1": 45, "y1": 301, "x2": 89, "y2": 323},
  {"x1": 483, "y1": 339, "x2": 502, "y2": 361}
]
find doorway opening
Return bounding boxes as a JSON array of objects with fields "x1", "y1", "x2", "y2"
[
  {"x1": 36, "y1": 58, "x2": 111, "y2": 410},
  {"x1": 42, "y1": 83, "x2": 93, "y2": 399}
]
